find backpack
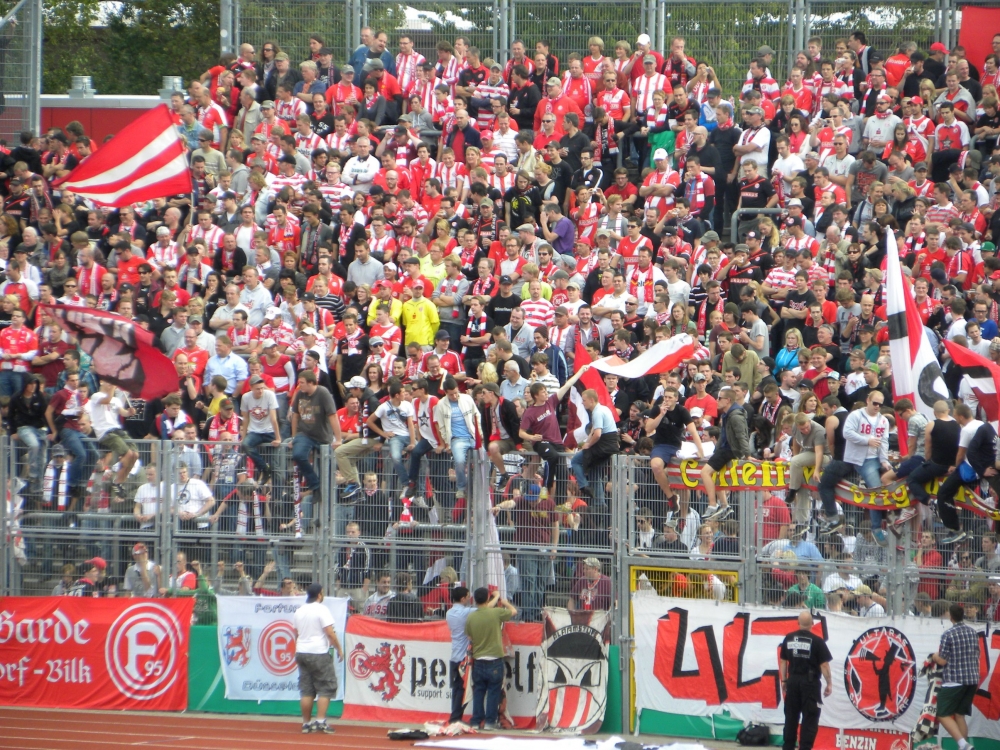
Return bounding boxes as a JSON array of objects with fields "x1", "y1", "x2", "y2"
[
  {"x1": 736, "y1": 722, "x2": 770, "y2": 746},
  {"x1": 387, "y1": 728, "x2": 429, "y2": 740}
]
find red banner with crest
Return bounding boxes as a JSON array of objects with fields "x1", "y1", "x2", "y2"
[{"x1": 0, "y1": 597, "x2": 194, "y2": 710}]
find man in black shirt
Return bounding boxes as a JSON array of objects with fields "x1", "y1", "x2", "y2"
[
  {"x1": 722, "y1": 244, "x2": 763, "y2": 303},
  {"x1": 779, "y1": 611, "x2": 833, "y2": 750},
  {"x1": 485, "y1": 275, "x2": 519, "y2": 327},
  {"x1": 736, "y1": 160, "x2": 776, "y2": 232},
  {"x1": 781, "y1": 271, "x2": 816, "y2": 336},
  {"x1": 900, "y1": 51, "x2": 936, "y2": 98},
  {"x1": 644, "y1": 387, "x2": 704, "y2": 497},
  {"x1": 385, "y1": 571, "x2": 424, "y2": 623},
  {"x1": 709, "y1": 102, "x2": 741, "y2": 233},
  {"x1": 558, "y1": 113, "x2": 590, "y2": 174},
  {"x1": 937, "y1": 403, "x2": 1000, "y2": 544},
  {"x1": 508, "y1": 66, "x2": 541, "y2": 132}
]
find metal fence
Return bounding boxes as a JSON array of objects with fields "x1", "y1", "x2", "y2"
[{"x1": 0, "y1": 0, "x2": 41, "y2": 146}]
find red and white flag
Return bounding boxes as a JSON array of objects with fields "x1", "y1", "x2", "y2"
[
  {"x1": 565, "y1": 339, "x2": 614, "y2": 449},
  {"x1": 942, "y1": 340, "x2": 1000, "y2": 429},
  {"x1": 57, "y1": 104, "x2": 191, "y2": 206},
  {"x1": 590, "y1": 334, "x2": 697, "y2": 379},
  {"x1": 886, "y1": 228, "x2": 949, "y2": 418}
]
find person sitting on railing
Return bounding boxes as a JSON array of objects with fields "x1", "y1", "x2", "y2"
[
  {"x1": 253, "y1": 560, "x2": 301, "y2": 596},
  {"x1": 385, "y1": 571, "x2": 424, "y2": 623},
  {"x1": 67, "y1": 556, "x2": 106, "y2": 597}
]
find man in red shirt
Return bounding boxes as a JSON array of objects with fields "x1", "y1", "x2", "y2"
[{"x1": 801, "y1": 346, "x2": 833, "y2": 399}]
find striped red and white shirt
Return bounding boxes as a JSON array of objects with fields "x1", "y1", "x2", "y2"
[
  {"x1": 632, "y1": 73, "x2": 669, "y2": 113},
  {"x1": 396, "y1": 52, "x2": 427, "y2": 96},
  {"x1": 275, "y1": 97, "x2": 306, "y2": 123}
]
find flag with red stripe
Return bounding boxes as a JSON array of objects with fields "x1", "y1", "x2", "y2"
[
  {"x1": 942, "y1": 339, "x2": 1000, "y2": 429},
  {"x1": 44, "y1": 305, "x2": 179, "y2": 400},
  {"x1": 56, "y1": 104, "x2": 192, "y2": 207},
  {"x1": 886, "y1": 228, "x2": 949, "y2": 418},
  {"x1": 590, "y1": 334, "x2": 697, "y2": 379},
  {"x1": 565, "y1": 339, "x2": 614, "y2": 449}
]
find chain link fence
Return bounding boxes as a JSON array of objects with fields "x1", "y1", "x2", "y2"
[{"x1": 0, "y1": 0, "x2": 40, "y2": 146}]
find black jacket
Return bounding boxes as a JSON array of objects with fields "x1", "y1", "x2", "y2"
[
  {"x1": 481, "y1": 397, "x2": 520, "y2": 444},
  {"x1": 9, "y1": 390, "x2": 48, "y2": 431}
]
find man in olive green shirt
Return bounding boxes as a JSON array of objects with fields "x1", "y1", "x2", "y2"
[{"x1": 465, "y1": 587, "x2": 517, "y2": 730}]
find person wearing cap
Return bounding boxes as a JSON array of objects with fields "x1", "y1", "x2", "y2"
[
  {"x1": 623, "y1": 33, "x2": 663, "y2": 84},
  {"x1": 568, "y1": 557, "x2": 611, "y2": 613},
  {"x1": 733, "y1": 106, "x2": 771, "y2": 179},
  {"x1": 401, "y1": 278, "x2": 440, "y2": 348},
  {"x1": 293, "y1": 582, "x2": 343, "y2": 734},
  {"x1": 68, "y1": 556, "x2": 107, "y2": 597},
  {"x1": 123, "y1": 542, "x2": 160, "y2": 599},
  {"x1": 240, "y1": 373, "x2": 282, "y2": 483},
  {"x1": 533, "y1": 74, "x2": 584, "y2": 135}
]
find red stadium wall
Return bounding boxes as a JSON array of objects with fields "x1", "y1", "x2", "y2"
[
  {"x1": 40, "y1": 95, "x2": 160, "y2": 143},
  {"x1": 958, "y1": 5, "x2": 1000, "y2": 71}
]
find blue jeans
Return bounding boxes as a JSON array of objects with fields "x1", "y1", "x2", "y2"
[
  {"x1": 241, "y1": 432, "x2": 275, "y2": 471},
  {"x1": 451, "y1": 437, "x2": 475, "y2": 492},
  {"x1": 819, "y1": 457, "x2": 884, "y2": 526},
  {"x1": 407, "y1": 438, "x2": 436, "y2": 486},
  {"x1": 386, "y1": 434, "x2": 411, "y2": 493},
  {"x1": 0, "y1": 370, "x2": 24, "y2": 399},
  {"x1": 518, "y1": 551, "x2": 548, "y2": 623},
  {"x1": 59, "y1": 428, "x2": 95, "y2": 491},
  {"x1": 17, "y1": 426, "x2": 47, "y2": 480},
  {"x1": 570, "y1": 451, "x2": 589, "y2": 489},
  {"x1": 470, "y1": 658, "x2": 505, "y2": 727},
  {"x1": 292, "y1": 434, "x2": 322, "y2": 490}
]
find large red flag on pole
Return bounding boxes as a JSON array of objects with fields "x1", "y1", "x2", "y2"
[{"x1": 56, "y1": 104, "x2": 191, "y2": 207}]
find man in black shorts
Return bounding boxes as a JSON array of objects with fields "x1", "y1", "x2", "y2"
[{"x1": 293, "y1": 583, "x2": 344, "y2": 734}]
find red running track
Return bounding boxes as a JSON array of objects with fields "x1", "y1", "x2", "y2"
[{"x1": 0, "y1": 707, "x2": 433, "y2": 750}]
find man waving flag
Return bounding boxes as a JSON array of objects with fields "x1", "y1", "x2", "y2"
[
  {"x1": 56, "y1": 104, "x2": 191, "y2": 206},
  {"x1": 886, "y1": 227, "x2": 949, "y2": 418}
]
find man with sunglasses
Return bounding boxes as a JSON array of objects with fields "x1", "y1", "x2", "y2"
[{"x1": 817, "y1": 390, "x2": 890, "y2": 540}]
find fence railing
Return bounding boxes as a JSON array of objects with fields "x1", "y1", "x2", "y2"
[
  {"x1": 0, "y1": 0, "x2": 41, "y2": 146},
  {"x1": 6, "y1": 434, "x2": 1000, "y2": 625}
]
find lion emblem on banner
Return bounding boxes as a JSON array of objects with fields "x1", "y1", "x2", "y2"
[
  {"x1": 535, "y1": 608, "x2": 611, "y2": 734},
  {"x1": 221, "y1": 626, "x2": 251, "y2": 669},
  {"x1": 348, "y1": 642, "x2": 406, "y2": 702}
]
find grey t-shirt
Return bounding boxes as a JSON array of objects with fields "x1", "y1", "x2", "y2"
[
  {"x1": 292, "y1": 385, "x2": 337, "y2": 443},
  {"x1": 847, "y1": 161, "x2": 889, "y2": 203},
  {"x1": 794, "y1": 421, "x2": 827, "y2": 452},
  {"x1": 906, "y1": 412, "x2": 929, "y2": 457},
  {"x1": 242, "y1": 389, "x2": 279, "y2": 434}
]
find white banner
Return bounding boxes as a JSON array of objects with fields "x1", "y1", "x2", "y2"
[
  {"x1": 632, "y1": 596, "x2": 1000, "y2": 743},
  {"x1": 216, "y1": 596, "x2": 349, "y2": 701},
  {"x1": 342, "y1": 616, "x2": 542, "y2": 727}
]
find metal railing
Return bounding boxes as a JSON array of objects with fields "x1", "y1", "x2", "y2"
[{"x1": 0, "y1": 0, "x2": 41, "y2": 146}]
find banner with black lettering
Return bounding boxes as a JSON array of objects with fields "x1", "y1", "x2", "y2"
[
  {"x1": 536, "y1": 608, "x2": 611, "y2": 734},
  {"x1": 633, "y1": 596, "x2": 1000, "y2": 746},
  {"x1": 215, "y1": 596, "x2": 348, "y2": 701},
  {"x1": 342, "y1": 616, "x2": 542, "y2": 726}
]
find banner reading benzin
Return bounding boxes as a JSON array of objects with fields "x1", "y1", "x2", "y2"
[
  {"x1": 632, "y1": 596, "x2": 1000, "y2": 745},
  {"x1": 342, "y1": 616, "x2": 542, "y2": 726},
  {"x1": 215, "y1": 596, "x2": 348, "y2": 701},
  {"x1": 0, "y1": 597, "x2": 194, "y2": 710}
]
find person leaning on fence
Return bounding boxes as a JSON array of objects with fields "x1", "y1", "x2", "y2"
[
  {"x1": 569, "y1": 387, "x2": 620, "y2": 503},
  {"x1": 290, "y1": 369, "x2": 341, "y2": 526},
  {"x1": 784, "y1": 412, "x2": 828, "y2": 525},
  {"x1": 699, "y1": 388, "x2": 750, "y2": 523},
  {"x1": 932, "y1": 603, "x2": 982, "y2": 750},
  {"x1": 465, "y1": 587, "x2": 517, "y2": 731},
  {"x1": 335, "y1": 375, "x2": 382, "y2": 500},
  {"x1": 480, "y1": 382, "x2": 521, "y2": 490},
  {"x1": 938, "y1": 404, "x2": 1000, "y2": 546},
  {"x1": 431, "y1": 376, "x2": 483, "y2": 504},
  {"x1": 293, "y1": 582, "x2": 343, "y2": 735},
  {"x1": 779, "y1": 610, "x2": 833, "y2": 750},
  {"x1": 903, "y1": 400, "x2": 961, "y2": 536}
]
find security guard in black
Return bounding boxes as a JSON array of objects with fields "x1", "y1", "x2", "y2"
[{"x1": 779, "y1": 611, "x2": 833, "y2": 750}]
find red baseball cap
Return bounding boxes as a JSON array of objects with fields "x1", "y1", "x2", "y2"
[
  {"x1": 85, "y1": 557, "x2": 107, "y2": 571},
  {"x1": 908, "y1": 96, "x2": 924, "y2": 106},
  {"x1": 930, "y1": 42, "x2": 949, "y2": 54}
]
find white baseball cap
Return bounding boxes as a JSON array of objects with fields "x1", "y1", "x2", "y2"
[{"x1": 637, "y1": 33, "x2": 651, "y2": 46}]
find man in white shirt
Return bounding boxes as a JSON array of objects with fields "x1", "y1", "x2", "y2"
[
  {"x1": 342, "y1": 136, "x2": 380, "y2": 194},
  {"x1": 174, "y1": 463, "x2": 215, "y2": 530},
  {"x1": 293, "y1": 583, "x2": 343, "y2": 734},
  {"x1": 366, "y1": 380, "x2": 416, "y2": 495},
  {"x1": 88, "y1": 381, "x2": 139, "y2": 500},
  {"x1": 240, "y1": 375, "x2": 282, "y2": 481},
  {"x1": 853, "y1": 584, "x2": 885, "y2": 617},
  {"x1": 239, "y1": 267, "x2": 274, "y2": 328}
]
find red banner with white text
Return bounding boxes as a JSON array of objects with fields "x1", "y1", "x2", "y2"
[
  {"x1": 342, "y1": 616, "x2": 542, "y2": 726},
  {"x1": 0, "y1": 597, "x2": 194, "y2": 710}
]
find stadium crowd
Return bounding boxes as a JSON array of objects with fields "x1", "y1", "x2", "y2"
[{"x1": 4, "y1": 26, "x2": 1000, "y2": 620}]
